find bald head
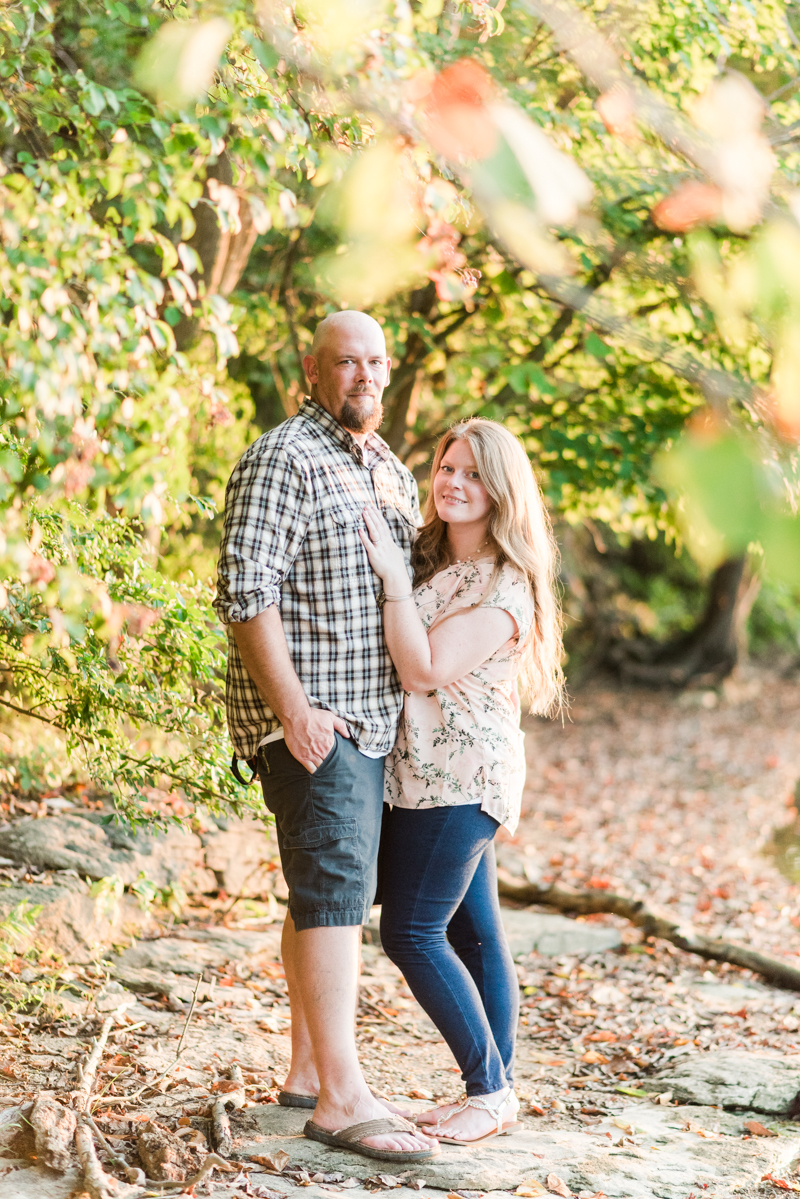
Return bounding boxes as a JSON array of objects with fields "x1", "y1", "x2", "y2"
[
  {"x1": 303, "y1": 311, "x2": 391, "y2": 441},
  {"x1": 311, "y1": 310, "x2": 386, "y2": 357}
]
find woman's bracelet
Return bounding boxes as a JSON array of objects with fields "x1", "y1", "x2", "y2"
[{"x1": 383, "y1": 591, "x2": 413, "y2": 602}]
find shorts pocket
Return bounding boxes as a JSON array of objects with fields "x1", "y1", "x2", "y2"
[
  {"x1": 281, "y1": 819, "x2": 364, "y2": 912},
  {"x1": 282, "y1": 818, "x2": 358, "y2": 850}
]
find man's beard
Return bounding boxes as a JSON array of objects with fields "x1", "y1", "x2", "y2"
[{"x1": 340, "y1": 394, "x2": 384, "y2": 434}]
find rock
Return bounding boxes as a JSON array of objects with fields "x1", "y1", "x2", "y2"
[
  {"x1": 0, "y1": 812, "x2": 217, "y2": 892},
  {"x1": 500, "y1": 908, "x2": 622, "y2": 957},
  {"x1": 201, "y1": 815, "x2": 278, "y2": 897},
  {"x1": 109, "y1": 926, "x2": 283, "y2": 1004},
  {"x1": 235, "y1": 1101, "x2": 800, "y2": 1199},
  {"x1": 136, "y1": 1120, "x2": 197, "y2": 1181},
  {"x1": 0, "y1": 877, "x2": 151, "y2": 964},
  {"x1": 641, "y1": 1050, "x2": 800, "y2": 1113},
  {"x1": 29, "y1": 1096, "x2": 76, "y2": 1171}
]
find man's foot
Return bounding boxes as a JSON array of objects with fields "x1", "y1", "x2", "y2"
[
  {"x1": 312, "y1": 1090, "x2": 438, "y2": 1155},
  {"x1": 423, "y1": 1088, "x2": 519, "y2": 1143},
  {"x1": 281, "y1": 1077, "x2": 412, "y2": 1118}
]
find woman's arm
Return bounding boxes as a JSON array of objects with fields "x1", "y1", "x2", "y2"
[{"x1": 359, "y1": 506, "x2": 516, "y2": 691}]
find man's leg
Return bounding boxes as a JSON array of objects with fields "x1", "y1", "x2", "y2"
[
  {"x1": 259, "y1": 737, "x2": 433, "y2": 1154},
  {"x1": 280, "y1": 911, "x2": 318, "y2": 1096}
]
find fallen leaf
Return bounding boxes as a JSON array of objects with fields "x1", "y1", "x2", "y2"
[
  {"x1": 581, "y1": 1050, "x2": 609, "y2": 1064},
  {"x1": 528, "y1": 1103, "x2": 546, "y2": 1116},
  {"x1": 612, "y1": 1118, "x2": 633, "y2": 1134},
  {"x1": 586, "y1": 1031, "x2": 616, "y2": 1043},
  {"x1": 249, "y1": 1151, "x2": 290, "y2": 1173},
  {"x1": 516, "y1": 1182, "x2": 548, "y2": 1197},
  {"x1": 654, "y1": 1091, "x2": 673, "y2": 1106},
  {"x1": 408, "y1": 1088, "x2": 433, "y2": 1101},
  {"x1": 377, "y1": 1176, "x2": 403, "y2": 1189},
  {"x1": 545, "y1": 1175, "x2": 572, "y2": 1198},
  {"x1": 744, "y1": 1119, "x2": 778, "y2": 1137}
]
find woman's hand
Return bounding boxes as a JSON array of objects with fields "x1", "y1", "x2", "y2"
[{"x1": 358, "y1": 505, "x2": 412, "y2": 591}]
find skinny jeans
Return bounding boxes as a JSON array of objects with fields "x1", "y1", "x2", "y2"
[{"x1": 378, "y1": 803, "x2": 518, "y2": 1096}]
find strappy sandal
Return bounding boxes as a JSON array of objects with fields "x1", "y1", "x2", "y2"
[
  {"x1": 426, "y1": 1089, "x2": 520, "y2": 1146},
  {"x1": 304, "y1": 1116, "x2": 440, "y2": 1162}
]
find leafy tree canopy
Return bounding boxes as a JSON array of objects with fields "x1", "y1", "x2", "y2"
[{"x1": 2, "y1": 0, "x2": 800, "y2": 816}]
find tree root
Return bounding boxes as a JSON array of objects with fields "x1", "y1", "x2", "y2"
[
  {"x1": 497, "y1": 870, "x2": 800, "y2": 991},
  {"x1": 210, "y1": 1064, "x2": 246, "y2": 1157},
  {"x1": 75, "y1": 1118, "x2": 141, "y2": 1199}
]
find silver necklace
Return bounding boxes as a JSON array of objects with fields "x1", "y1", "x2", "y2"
[{"x1": 451, "y1": 539, "x2": 490, "y2": 566}]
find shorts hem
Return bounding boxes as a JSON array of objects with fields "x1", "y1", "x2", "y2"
[{"x1": 290, "y1": 909, "x2": 370, "y2": 931}]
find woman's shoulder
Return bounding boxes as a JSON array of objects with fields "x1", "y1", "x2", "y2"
[{"x1": 485, "y1": 562, "x2": 535, "y2": 631}]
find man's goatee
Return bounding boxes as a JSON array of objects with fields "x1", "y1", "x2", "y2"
[{"x1": 341, "y1": 396, "x2": 384, "y2": 434}]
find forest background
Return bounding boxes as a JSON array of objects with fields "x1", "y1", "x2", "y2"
[{"x1": 2, "y1": 0, "x2": 800, "y2": 821}]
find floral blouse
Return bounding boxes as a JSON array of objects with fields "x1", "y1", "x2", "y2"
[{"x1": 384, "y1": 560, "x2": 534, "y2": 833}]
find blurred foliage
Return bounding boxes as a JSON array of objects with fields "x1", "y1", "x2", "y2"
[{"x1": 2, "y1": 0, "x2": 800, "y2": 813}]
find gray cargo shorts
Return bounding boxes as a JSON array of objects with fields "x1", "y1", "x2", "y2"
[{"x1": 257, "y1": 732, "x2": 385, "y2": 931}]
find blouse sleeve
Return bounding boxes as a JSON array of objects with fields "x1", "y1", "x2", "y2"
[{"x1": 483, "y1": 565, "x2": 535, "y2": 644}]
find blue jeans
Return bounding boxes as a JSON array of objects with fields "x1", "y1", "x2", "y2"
[{"x1": 378, "y1": 803, "x2": 518, "y2": 1096}]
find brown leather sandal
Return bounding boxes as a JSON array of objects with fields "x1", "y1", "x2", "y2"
[{"x1": 304, "y1": 1117, "x2": 439, "y2": 1162}]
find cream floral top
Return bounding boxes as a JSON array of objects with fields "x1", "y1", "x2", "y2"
[{"x1": 384, "y1": 560, "x2": 534, "y2": 833}]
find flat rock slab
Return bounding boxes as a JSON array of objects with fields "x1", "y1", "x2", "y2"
[
  {"x1": 0, "y1": 876, "x2": 151, "y2": 964},
  {"x1": 0, "y1": 811, "x2": 280, "y2": 898},
  {"x1": 500, "y1": 908, "x2": 621, "y2": 957},
  {"x1": 236, "y1": 1101, "x2": 800, "y2": 1198},
  {"x1": 641, "y1": 1049, "x2": 800, "y2": 1113}
]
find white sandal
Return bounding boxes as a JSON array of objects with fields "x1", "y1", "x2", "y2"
[{"x1": 424, "y1": 1088, "x2": 520, "y2": 1146}]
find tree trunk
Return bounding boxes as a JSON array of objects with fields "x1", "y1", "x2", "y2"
[
  {"x1": 173, "y1": 152, "x2": 260, "y2": 351},
  {"x1": 610, "y1": 555, "x2": 751, "y2": 687},
  {"x1": 382, "y1": 282, "x2": 438, "y2": 454}
]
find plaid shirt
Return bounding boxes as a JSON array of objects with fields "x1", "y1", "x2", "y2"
[{"x1": 213, "y1": 398, "x2": 420, "y2": 760}]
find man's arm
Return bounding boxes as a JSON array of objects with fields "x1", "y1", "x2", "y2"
[{"x1": 231, "y1": 606, "x2": 350, "y2": 773}]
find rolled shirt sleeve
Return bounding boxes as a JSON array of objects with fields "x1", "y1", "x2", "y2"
[{"x1": 213, "y1": 442, "x2": 314, "y2": 626}]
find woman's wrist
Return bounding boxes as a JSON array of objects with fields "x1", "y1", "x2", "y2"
[{"x1": 383, "y1": 570, "x2": 412, "y2": 596}]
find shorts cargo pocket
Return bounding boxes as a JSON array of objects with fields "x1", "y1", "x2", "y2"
[{"x1": 281, "y1": 819, "x2": 363, "y2": 912}]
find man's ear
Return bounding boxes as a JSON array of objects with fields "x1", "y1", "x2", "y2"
[
  {"x1": 303, "y1": 353, "x2": 318, "y2": 386},
  {"x1": 385, "y1": 356, "x2": 392, "y2": 387}
]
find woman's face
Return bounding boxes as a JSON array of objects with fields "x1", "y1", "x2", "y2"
[{"x1": 433, "y1": 438, "x2": 493, "y2": 532}]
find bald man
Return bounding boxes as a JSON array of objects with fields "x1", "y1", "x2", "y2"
[{"x1": 214, "y1": 312, "x2": 436, "y2": 1161}]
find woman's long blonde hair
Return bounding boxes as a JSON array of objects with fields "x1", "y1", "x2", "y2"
[{"x1": 413, "y1": 419, "x2": 565, "y2": 716}]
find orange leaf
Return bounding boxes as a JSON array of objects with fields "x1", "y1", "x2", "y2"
[
  {"x1": 652, "y1": 181, "x2": 723, "y2": 232},
  {"x1": 586, "y1": 1031, "x2": 616, "y2": 1043},
  {"x1": 581, "y1": 1050, "x2": 609, "y2": 1064},
  {"x1": 545, "y1": 1175, "x2": 572, "y2": 1198},
  {"x1": 422, "y1": 60, "x2": 498, "y2": 161},
  {"x1": 744, "y1": 1119, "x2": 778, "y2": 1137}
]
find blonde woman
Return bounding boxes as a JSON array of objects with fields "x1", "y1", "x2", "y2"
[{"x1": 359, "y1": 418, "x2": 563, "y2": 1147}]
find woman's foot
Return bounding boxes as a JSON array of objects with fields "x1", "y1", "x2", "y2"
[{"x1": 423, "y1": 1087, "x2": 519, "y2": 1143}]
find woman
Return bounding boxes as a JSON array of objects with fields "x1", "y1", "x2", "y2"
[{"x1": 359, "y1": 418, "x2": 564, "y2": 1147}]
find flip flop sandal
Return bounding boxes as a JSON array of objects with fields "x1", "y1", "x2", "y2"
[
  {"x1": 278, "y1": 1090, "x2": 317, "y2": 1109},
  {"x1": 304, "y1": 1117, "x2": 440, "y2": 1162},
  {"x1": 278, "y1": 1089, "x2": 408, "y2": 1113},
  {"x1": 428, "y1": 1090, "x2": 521, "y2": 1147}
]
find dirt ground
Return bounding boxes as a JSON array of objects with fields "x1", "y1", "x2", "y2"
[{"x1": 1, "y1": 664, "x2": 800, "y2": 1194}]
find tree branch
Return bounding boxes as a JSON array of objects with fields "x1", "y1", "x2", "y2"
[{"x1": 497, "y1": 870, "x2": 800, "y2": 991}]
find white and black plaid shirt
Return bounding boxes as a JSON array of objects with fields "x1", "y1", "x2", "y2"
[{"x1": 213, "y1": 398, "x2": 420, "y2": 761}]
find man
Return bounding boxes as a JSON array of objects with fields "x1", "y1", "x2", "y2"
[{"x1": 214, "y1": 311, "x2": 437, "y2": 1161}]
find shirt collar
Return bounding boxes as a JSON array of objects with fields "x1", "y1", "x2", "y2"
[{"x1": 300, "y1": 396, "x2": 390, "y2": 466}]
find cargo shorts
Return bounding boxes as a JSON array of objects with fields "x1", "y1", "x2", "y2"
[{"x1": 257, "y1": 732, "x2": 385, "y2": 931}]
